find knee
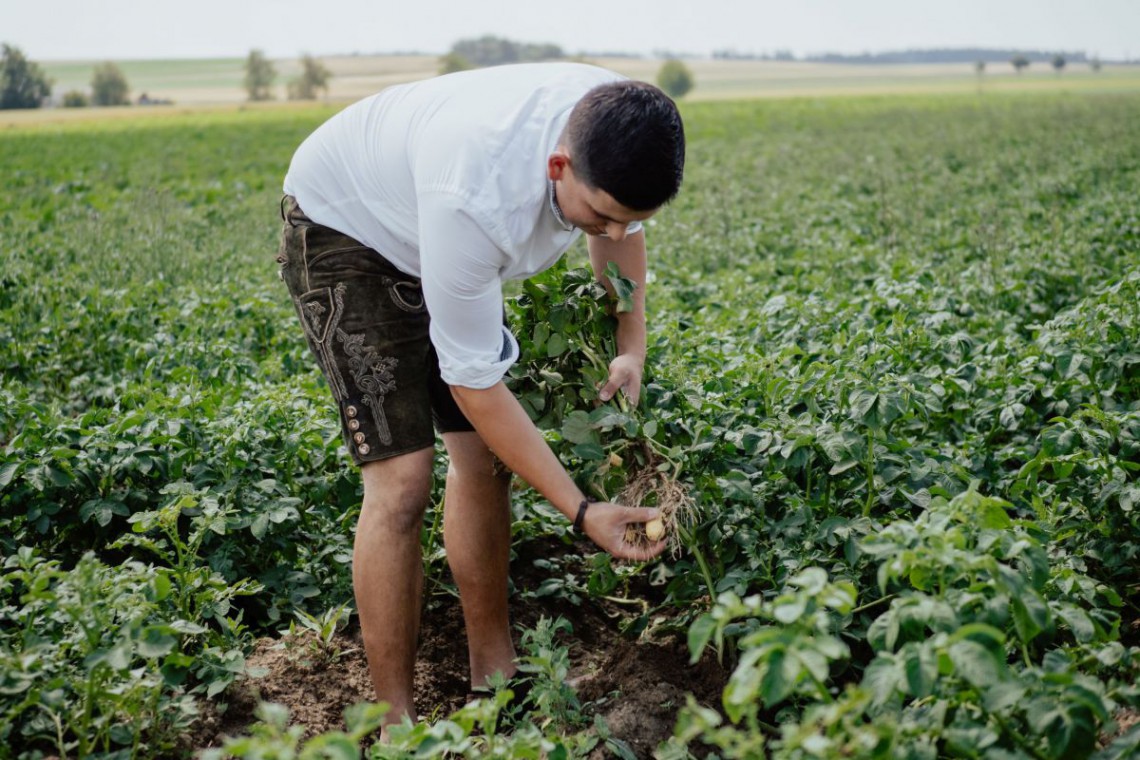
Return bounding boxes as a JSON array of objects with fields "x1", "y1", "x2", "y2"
[{"x1": 361, "y1": 475, "x2": 431, "y2": 537}]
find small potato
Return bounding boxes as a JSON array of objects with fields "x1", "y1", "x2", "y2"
[
  {"x1": 645, "y1": 518, "x2": 666, "y2": 542},
  {"x1": 608, "y1": 453, "x2": 623, "y2": 467}
]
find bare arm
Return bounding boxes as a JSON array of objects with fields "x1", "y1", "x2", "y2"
[
  {"x1": 450, "y1": 381, "x2": 664, "y2": 561},
  {"x1": 588, "y1": 229, "x2": 647, "y2": 405}
]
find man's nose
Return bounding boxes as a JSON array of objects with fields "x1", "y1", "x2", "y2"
[{"x1": 606, "y1": 221, "x2": 627, "y2": 242}]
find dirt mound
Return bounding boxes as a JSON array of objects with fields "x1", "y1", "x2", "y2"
[
  {"x1": 575, "y1": 637, "x2": 729, "y2": 757},
  {"x1": 193, "y1": 540, "x2": 729, "y2": 757}
]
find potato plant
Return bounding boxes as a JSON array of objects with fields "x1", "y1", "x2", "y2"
[
  {"x1": 2, "y1": 91, "x2": 1140, "y2": 757},
  {"x1": 505, "y1": 256, "x2": 698, "y2": 552}
]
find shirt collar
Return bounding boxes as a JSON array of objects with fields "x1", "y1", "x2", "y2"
[{"x1": 548, "y1": 179, "x2": 572, "y2": 232}]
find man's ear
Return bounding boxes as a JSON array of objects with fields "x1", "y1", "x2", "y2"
[{"x1": 547, "y1": 151, "x2": 570, "y2": 181}]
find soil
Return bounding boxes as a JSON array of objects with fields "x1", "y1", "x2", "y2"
[{"x1": 190, "y1": 538, "x2": 728, "y2": 758}]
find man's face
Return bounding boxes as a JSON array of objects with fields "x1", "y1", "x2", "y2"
[{"x1": 548, "y1": 153, "x2": 656, "y2": 241}]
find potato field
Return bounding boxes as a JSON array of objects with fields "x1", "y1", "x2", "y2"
[{"x1": 2, "y1": 91, "x2": 1140, "y2": 759}]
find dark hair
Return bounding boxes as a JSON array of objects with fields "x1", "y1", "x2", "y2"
[{"x1": 565, "y1": 80, "x2": 685, "y2": 211}]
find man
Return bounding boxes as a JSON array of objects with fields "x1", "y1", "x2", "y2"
[{"x1": 277, "y1": 61, "x2": 685, "y2": 724}]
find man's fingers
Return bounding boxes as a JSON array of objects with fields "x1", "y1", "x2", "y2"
[
  {"x1": 599, "y1": 377, "x2": 639, "y2": 405},
  {"x1": 615, "y1": 540, "x2": 667, "y2": 562}
]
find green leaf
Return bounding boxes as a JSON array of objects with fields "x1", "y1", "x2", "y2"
[
  {"x1": 79, "y1": 498, "x2": 129, "y2": 527},
  {"x1": 947, "y1": 639, "x2": 1004, "y2": 688},
  {"x1": 604, "y1": 261, "x2": 637, "y2": 313},
  {"x1": 302, "y1": 734, "x2": 359, "y2": 760},
  {"x1": 46, "y1": 465, "x2": 74, "y2": 487},
  {"x1": 152, "y1": 572, "x2": 172, "y2": 602},
  {"x1": 688, "y1": 615, "x2": 716, "y2": 663},
  {"x1": 904, "y1": 644, "x2": 937, "y2": 698},
  {"x1": 0, "y1": 461, "x2": 20, "y2": 487},
  {"x1": 829, "y1": 459, "x2": 860, "y2": 475},
  {"x1": 86, "y1": 642, "x2": 131, "y2": 672},
  {"x1": 982, "y1": 680, "x2": 1026, "y2": 713},
  {"x1": 546, "y1": 332, "x2": 568, "y2": 357},
  {"x1": 572, "y1": 442, "x2": 605, "y2": 461},
  {"x1": 1055, "y1": 603, "x2": 1097, "y2": 643},
  {"x1": 561, "y1": 411, "x2": 598, "y2": 445},
  {"x1": 1042, "y1": 426, "x2": 1077, "y2": 456},
  {"x1": 760, "y1": 648, "x2": 797, "y2": 707},
  {"x1": 849, "y1": 389, "x2": 881, "y2": 428},
  {"x1": 137, "y1": 626, "x2": 178, "y2": 658},
  {"x1": 723, "y1": 649, "x2": 764, "y2": 723},
  {"x1": 1011, "y1": 591, "x2": 1051, "y2": 644},
  {"x1": 862, "y1": 655, "x2": 903, "y2": 707},
  {"x1": 719, "y1": 470, "x2": 753, "y2": 502},
  {"x1": 975, "y1": 499, "x2": 1013, "y2": 530},
  {"x1": 251, "y1": 512, "x2": 269, "y2": 540},
  {"x1": 772, "y1": 596, "x2": 807, "y2": 624}
]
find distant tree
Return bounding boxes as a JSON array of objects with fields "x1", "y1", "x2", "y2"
[
  {"x1": 1090, "y1": 56, "x2": 1102, "y2": 72},
  {"x1": 1052, "y1": 54, "x2": 1066, "y2": 74},
  {"x1": 974, "y1": 60, "x2": 985, "y2": 75},
  {"x1": 448, "y1": 35, "x2": 563, "y2": 68},
  {"x1": 62, "y1": 90, "x2": 89, "y2": 107},
  {"x1": 1010, "y1": 55, "x2": 1030, "y2": 74},
  {"x1": 287, "y1": 54, "x2": 331, "y2": 100},
  {"x1": 438, "y1": 51, "x2": 472, "y2": 75},
  {"x1": 656, "y1": 58, "x2": 694, "y2": 99},
  {"x1": 91, "y1": 62, "x2": 130, "y2": 106},
  {"x1": 243, "y1": 49, "x2": 276, "y2": 101},
  {"x1": 0, "y1": 43, "x2": 52, "y2": 109}
]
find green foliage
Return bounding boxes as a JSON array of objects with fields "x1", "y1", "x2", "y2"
[
  {"x1": 1012, "y1": 54, "x2": 1030, "y2": 73},
  {"x1": 61, "y1": 89, "x2": 88, "y2": 108},
  {"x1": 91, "y1": 61, "x2": 130, "y2": 106},
  {"x1": 201, "y1": 701, "x2": 389, "y2": 760},
  {"x1": 447, "y1": 35, "x2": 564, "y2": 68},
  {"x1": 243, "y1": 49, "x2": 276, "y2": 101},
  {"x1": 0, "y1": 547, "x2": 251, "y2": 756},
  {"x1": 657, "y1": 58, "x2": 694, "y2": 99},
  {"x1": 2, "y1": 91, "x2": 1139, "y2": 756},
  {"x1": 287, "y1": 54, "x2": 331, "y2": 100},
  {"x1": 0, "y1": 43, "x2": 51, "y2": 109},
  {"x1": 439, "y1": 51, "x2": 473, "y2": 75}
]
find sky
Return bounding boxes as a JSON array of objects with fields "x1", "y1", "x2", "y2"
[{"x1": 6, "y1": 0, "x2": 1138, "y2": 61}]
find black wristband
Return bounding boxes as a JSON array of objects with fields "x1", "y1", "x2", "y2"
[{"x1": 572, "y1": 499, "x2": 591, "y2": 533}]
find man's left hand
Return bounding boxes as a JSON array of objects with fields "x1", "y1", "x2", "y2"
[{"x1": 599, "y1": 353, "x2": 643, "y2": 406}]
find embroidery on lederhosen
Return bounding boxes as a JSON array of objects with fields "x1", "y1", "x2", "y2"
[
  {"x1": 296, "y1": 283, "x2": 349, "y2": 401},
  {"x1": 336, "y1": 329, "x2": 398, "y2": 446}
]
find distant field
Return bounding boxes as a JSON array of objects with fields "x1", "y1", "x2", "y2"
[{"x1": 28, "y1": 54, "x2": 1140, "y2": 116}]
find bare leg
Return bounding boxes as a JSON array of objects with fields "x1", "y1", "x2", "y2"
[
  {"x1": 355, "y1": 448, "x2": 434, "y2": 724},
  {"x1": 441, "y1": 431, "x2": 516, "y2": 689}
]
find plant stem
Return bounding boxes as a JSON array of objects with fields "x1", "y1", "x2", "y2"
[
  {"x1": 850, "y1": 593, "x2": 897, "y2": 615},
  {"x1": 678, "y1": 523, "x2": 718, "y2": 607},
  {"x1": 602, "y1": 594, "x2": 649, "y2": 613},
  {"x1": 863, "y1": 427, "x2": 876, "y2": 517}
]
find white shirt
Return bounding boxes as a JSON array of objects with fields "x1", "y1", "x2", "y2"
[{"x1": 283, "y1": 62, "x2": 641, "y2": 389}]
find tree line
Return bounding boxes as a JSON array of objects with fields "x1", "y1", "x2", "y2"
[
  {"x1": 1, "y1": 38, "x2": 698, "y2": 111},
  {"x1": 437, "y1": 35, "x2": 695, "y2": 98},
  {"x1": 0, "y1": 44, "x2": 135, "y2": 109},
  {"x1": 0, "y1": 44, "x2": 334, "y2": 110}
]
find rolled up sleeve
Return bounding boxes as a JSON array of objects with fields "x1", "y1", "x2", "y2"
[{"x1": 418, "y1": 191, "x2": 519, "y2": 389}]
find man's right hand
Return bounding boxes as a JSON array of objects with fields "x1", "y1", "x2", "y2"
[{"x1": 582, "y1": 502, "x2": 667, "y2": 561}]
